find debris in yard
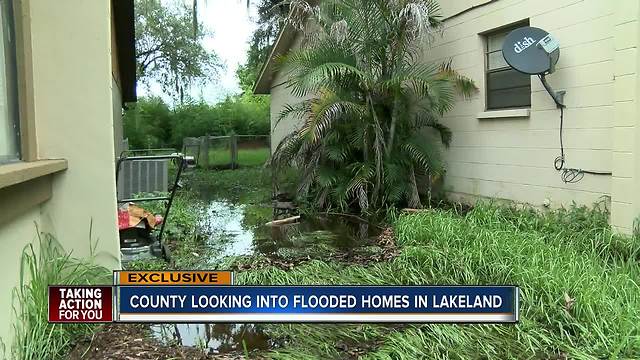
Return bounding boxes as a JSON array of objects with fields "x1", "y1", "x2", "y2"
[
  {"x1": 265, "y1": 215, "x2": 301, "y2": 226},
  {"x1": 232, "y1": 255, "x2": 308, "y2": 271},
  {"x1": 402, "y1": 208, "x2": 428, "y2": 213},
  {"x1": 232, "y1": 227, "x2": 399, "y2": 272},
  {"x1": 563, "y1": 292, "x2": 576, "y2": 312},
  {"x1": 335, "y1": 338, "x2": 384, "y2": 359},
  {"x1": 377, "y1": 227, "x2": 399, "y2": 260}
]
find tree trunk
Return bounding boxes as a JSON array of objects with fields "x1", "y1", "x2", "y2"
[
  {"x1": 407, "y1": 165, "x2": 422, "y2": 209},
  {"x1": 386, "y1": 94, "x2": 401, "y2": 157},
  {"x1": 367, "y1": 95, "x2": 384, "y2": 205}
]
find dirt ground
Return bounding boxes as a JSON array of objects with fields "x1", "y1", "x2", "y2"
[{"x1": 67, "y1": 324, "x2": 258, "y2": 360}]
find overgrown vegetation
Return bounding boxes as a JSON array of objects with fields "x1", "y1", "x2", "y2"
[
  {"x1": 188, "y1": 167, "x2": 273, "y2": 204},
  {"x1": 239, "y1": 203, "x2": 640, "y2": 359},
  {"x1": 124, "y1": 164, "x2": 640, "y2": 358},
  {"x1": 11, "y1": 232, "x2": 111, "y2": 360},
  {"x1": 123, "y1": 95, "x2": 269, "y2": 149},
  {"x1": 272, "y1": 0, "x2": 476, "y2": 215},
  {"x1": 207, "y1": 147, "x2": 271, "y2": 168}
]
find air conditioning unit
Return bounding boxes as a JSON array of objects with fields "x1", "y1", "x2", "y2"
[{"x1": 117, "y1": 159, "x2": 169, "y2": 200}]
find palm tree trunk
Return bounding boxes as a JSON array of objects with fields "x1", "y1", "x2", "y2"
[
  {"x1": 386, "y1": 94, "x2": 401, "y2": 157},
  {"x1": 367, "y1": 94, "x2": 384, "y2": 205},
  {"x1": 407, "y1": 165, "x2": 422, "y2": 209}
]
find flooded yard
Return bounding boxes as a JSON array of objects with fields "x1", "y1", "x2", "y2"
[
  {"x1": 119, "y1": 168, "x2": 392, "y2": 357},
  {"x1": 191, "y1": 191, "x2": 383, "y2": 268},
  {"x1": 150, "y1": 323, "x2": 274, "y2": 355}
]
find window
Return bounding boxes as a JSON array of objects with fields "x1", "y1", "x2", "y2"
[
  {"x1": 485, "y1": 24, "x2": 531, "y2": 110},
  {"x1": 0, "y1": 0, "x2": 19, "y2": 163}
]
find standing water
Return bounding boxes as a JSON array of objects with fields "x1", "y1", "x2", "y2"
[{"x1": 151, "y1": 191, "x2": 380, "y2": 354}]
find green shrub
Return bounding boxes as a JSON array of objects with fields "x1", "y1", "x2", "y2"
[{"x1": 11, "y1": 231, "x2": 111, "y2": 360}]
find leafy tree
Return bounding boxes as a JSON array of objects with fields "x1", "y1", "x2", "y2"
[
  {"x1": 237, "y1": 0, "x2": 290, "y2": 92},
  {"x1": 171, "y1": 95, "x2": 270, "y2": 147},
  {"x1": 123, "y1": 97, "x2": 172, "y2": 149},
  {"x1": 135, "y1": 0, "x2": 221, "y2": 102},
  {"x1": 271, "y1": 0, "x2": 476, "y2": 214}
]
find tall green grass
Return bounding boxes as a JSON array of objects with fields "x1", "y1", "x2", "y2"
[
  {"x1": 237, "y1": 203, "x2": 640, "y2": 359},
  {"x1": 10, "y1": 230, "x2": 111, "y2": 360}
]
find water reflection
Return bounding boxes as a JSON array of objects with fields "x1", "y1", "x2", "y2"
[
  {"x1": 200, "y1": 200, "x2": 255, "y2": 259},
  {"x1": 199, "y1": 200, "x2": 380, "y2": 263},
  {"x1": 151, "y1": 323, "x2": 272, "y2": 354}
]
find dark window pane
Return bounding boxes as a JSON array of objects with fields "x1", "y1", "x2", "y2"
[
  {"x1": 487, "y1": 86, "x2": 531, "y2": 109},
  {"x1": 485, "y1": 22, "x2": 531, "y2": 110},
  {"x1": 487, "y1": 69, "x2": 531, "y2": 92},
  {"x1": 0, "y1": 0, "x2": 20, "y2": 163}
]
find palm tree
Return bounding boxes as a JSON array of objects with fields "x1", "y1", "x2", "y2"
[{"x1": 271, "y1": 0, "x2": 476, "y2": 214}]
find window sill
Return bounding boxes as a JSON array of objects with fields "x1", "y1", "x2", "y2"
[
  {"x1": 0, "y1": 159, "x2": 68, "y2": 190},
  {"x1": 476, "y1": 109, "x2": 530, "y2": 119}
]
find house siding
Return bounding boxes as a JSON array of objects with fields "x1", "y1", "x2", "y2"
[
  {"x1": 270, "y1": 35, "x2": 307, "y2": 153},
  {"x1": 266, "y1": 0, "x2": 640, "y2": 233},
  {"x1": 420, "y1": 0, "x2": 638, "y2": 232},
  {"x1": 0, "y1": 0, "x2": 123, "y2": 349}
]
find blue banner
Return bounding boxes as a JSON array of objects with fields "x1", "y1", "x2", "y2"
[{"x1": 116, "y1": 286, "x2": 518, "y2": 323}]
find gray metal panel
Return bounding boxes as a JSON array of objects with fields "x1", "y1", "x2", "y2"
[{"x1": 117, "y1": 159, "x2": 169, "y2": 200}]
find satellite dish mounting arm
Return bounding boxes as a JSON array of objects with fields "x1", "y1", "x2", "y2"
[
  {"x1": 538, "y1": 74, "x2": 565, "y2": 108},
  {"x1": 537, "y1": 41, "x2": 565, "y2": 108}
]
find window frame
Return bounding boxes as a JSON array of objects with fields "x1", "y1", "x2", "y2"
[
  {"x1": 0, "y1": 0, "x2": 67, "y2": 189},
  {"x1": 484, "y1": 21, "x2": 532, "y2": 111}
]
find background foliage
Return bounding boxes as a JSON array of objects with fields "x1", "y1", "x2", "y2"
[
  {"x1": 124, "y1": 95, "x2": 270, "y2": 150},
  {"x1": 236, "y1": 0, "x2": 290, "y2": 93}
]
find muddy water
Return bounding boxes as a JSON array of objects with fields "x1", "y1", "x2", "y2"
[
  {"x1": 199, "y1": 200, "x2": 380, "y2": 265},
  {"x1": 200, "y1": 200, "x2": 256, "y2": 261},
  {"x1": 151, "y1": 323, "x2": 273, "y2": 355},
  {"x1": 152, "y1": 199, "x2": 379, "y2": 354}
]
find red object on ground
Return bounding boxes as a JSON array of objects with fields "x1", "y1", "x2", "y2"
[{"x1": 118, "y1": 208, "x2": 130, "y2": 230}]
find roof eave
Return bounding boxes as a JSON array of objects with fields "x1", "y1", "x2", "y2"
[
  {"x1": 253, "y1": 22, "x2": 297, "y2": 95},
  {"x1": 112, "y1": 0, "x2": 137, "y2": 103}
]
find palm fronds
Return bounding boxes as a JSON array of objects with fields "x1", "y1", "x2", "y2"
[{"x1": 272, "y1": 0, "x2": 476, "y2": 213}]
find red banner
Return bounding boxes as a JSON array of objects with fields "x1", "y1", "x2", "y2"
[{"x1": 48, "y1": 286, "x2": 113, "y2": 323}]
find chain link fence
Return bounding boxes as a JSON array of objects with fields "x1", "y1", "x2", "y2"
[{"x1": 182, "y1": 134, "x2": 270, "y2": 169}]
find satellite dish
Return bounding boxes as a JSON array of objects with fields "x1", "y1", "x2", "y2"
[{"x1": 502, "y1": 26, "x2": 560, "y2": 75}]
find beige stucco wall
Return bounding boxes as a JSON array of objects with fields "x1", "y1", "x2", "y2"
[
  {"x1": 612, "y1": 0, "x2": 640, "y2": 234},
  {"x1": 0, "y1": 0, "x2": 122, "y2": 350},
  {"x1": 0, "y1": 206, "x2": 40, "y2": 349},
  {"x1": 111, "y1": 12, "x2": 125, "y2": 157},
  {"x1": 267, "y1": 0, "x2": 640, "y2": 232},
  {"x1": 30, "y1": 0, "x2": 121, "y2": 263}
]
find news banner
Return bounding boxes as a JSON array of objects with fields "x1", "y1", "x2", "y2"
[{"x1": 48, "y1": 271, "x2": 519, "y2": 323}]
